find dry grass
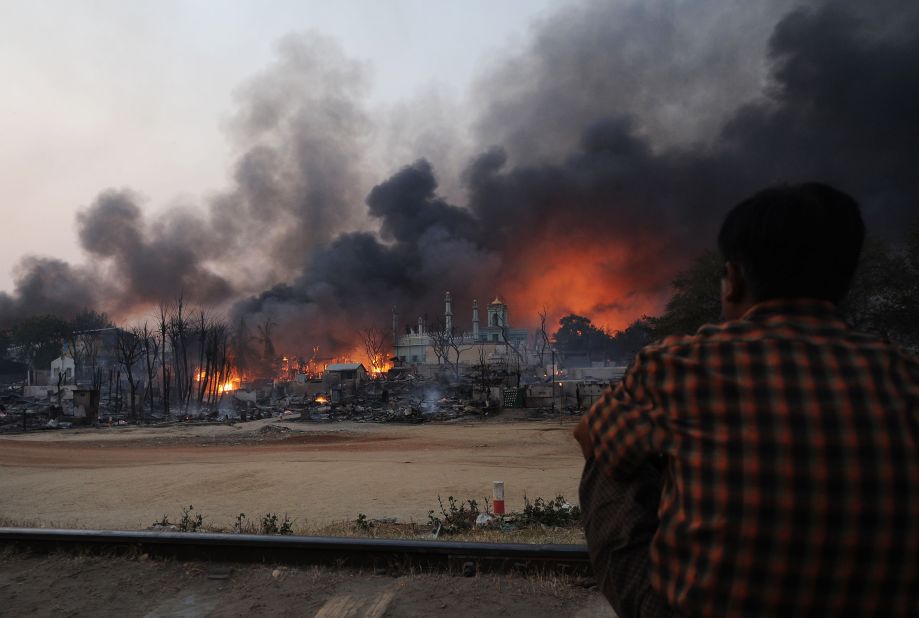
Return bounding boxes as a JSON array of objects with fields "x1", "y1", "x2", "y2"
[
  {"x1": 0, "y1": 516, "x2": 83, "y2": 529},
  {"x1": 0, "y1": 513, "x2": 585, "y2": 545},
  {"x1": 305, "y1": 519, "x2": 585, "y2": 544}
]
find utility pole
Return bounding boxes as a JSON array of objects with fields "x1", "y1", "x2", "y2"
[
  {"x1": 551, "y1": 348, "x2": 559, "y2": 423},
  {"x1": 558, "y1": 377, "x2": 563, "y2": 425}
]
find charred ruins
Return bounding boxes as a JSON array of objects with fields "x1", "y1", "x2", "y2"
[{"x1": 0, "y1": 291, "x2": 634, "y2": 432}]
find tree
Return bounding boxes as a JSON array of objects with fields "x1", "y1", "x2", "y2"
[
  {"x1": 427, "y1": 319, "x2": 450, "y2": 366},
  {"x1": 11, "y1": 314, "x2": 69, "y2": 372},
  {"x1": 257, "y1": 319, "x2": 277, "y2": 375},
  {"x1": 232, "y1": 316, "x2": 256, "y2": 374},
  {"x1": 841, "y1": 234, "x2": 919, "y2": 351},
  {"x1": 644, "y1": 233, "x2": 919, "y2": 352},
  {"x1": 116, "y1": 328, "x2": 143, "y2": 421},
  {"x1": 647, "y1": 250, "x2": 722, "y2": 339},
  {"x1": 470, "y1": 342, "x2": 499, "y2": 404},
  {"x1": 358, "y1": 326, "x2": 388, "y2": 375},
  {"x1": 608, "y1": 319, "x2": 654, "y2": 362},
  {"x1": 535, "y1": 307, "x2": 551, "y2": 369},
  {"x1": 77, "y1": 330, "x2": 104, "y2": 391},
  {"x1": 158, "y1": 303, "x2": 171, "y2": 418},
  {"x1": 70, "y1": 309, "x2": 114, "y2": 331},
  {"x1": 0, "y1": 328, "x2": 11, "y2": 361},
  {"x1": 447, "y1": 329, "x2": 472, "y2": 379},
  {"x1": 166, "y1": 298, "x2": 195, "y2": 413},
  {"x1": 196, "y1": 318, "x2": 233, "y2": 411},
  {"x1": 139, "y1": 321, "x2": 159, "y2": 422},
  {"x1": 427, "y1": 319, "x2": 469, "y2": 379},
  {"x1": 65, "y1": 310, "x2": 115, "y2": 386},
  {"x1": 554, "y1": 314, "x2": 595, "y2": 355},
  {"x1": 498, "y1": 322, "x2": 524, "y2": 386}
]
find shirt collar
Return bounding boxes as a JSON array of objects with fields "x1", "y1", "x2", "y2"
[{"x1": 741, "y1": 298, "x2": 847, "y2": 326}]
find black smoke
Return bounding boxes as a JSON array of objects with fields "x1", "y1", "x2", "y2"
[
  {"x1": 1, "y1": 31, "x2": 373, "y2": 327},
  {"x1": 234, "y1": 159, "x2": 500, "y2": 352},
  {"x1": 77, "y1": 189, "x2": 233, "y2": 310},
  {"x1": 3, "y1": 1, "x2": 919, "y2": 358}
]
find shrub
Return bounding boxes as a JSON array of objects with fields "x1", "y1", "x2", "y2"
[
  {"x1": 233, "y1": 512, "x2": 258, "y2": 534},
  {"x1": 354, "y1": 513, "x2": 371, "y2": 531},
  {"x1": 260, "y1": 512, "x2": 293, "y2": 535},
  {"x1": 178, "y1": 505, "x2": 205, "y2": 532},
  {"x1": 427, "y1": 495, "x2": 485, "y2": 534},
  {"x1": 520, "y1": 495, "x2": 581, "y2": 527}
]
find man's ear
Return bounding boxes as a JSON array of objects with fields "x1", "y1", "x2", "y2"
[{"x1": 722, "y1": 261, "x2": 746, "y2": 303}]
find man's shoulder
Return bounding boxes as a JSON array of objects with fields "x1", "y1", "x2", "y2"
[
  {"x1": 636, "y1": 319, "x2": 919, "y2": 375},
  {"x1": 639, "y1": 321, "x2": 751, "y2": 357}
]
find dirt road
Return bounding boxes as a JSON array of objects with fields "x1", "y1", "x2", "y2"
[{"x1": 0, "y1": 419, "x2": 585, "y2": 531}]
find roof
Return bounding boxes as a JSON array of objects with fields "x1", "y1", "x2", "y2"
[
  {"x1": 489, "y1": 296, "x2": 504, "y2": 305},
  {"x1": 325, "y1": 363, "x2": 365, "y2": 372}
]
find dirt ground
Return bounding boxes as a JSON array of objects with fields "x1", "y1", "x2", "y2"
[
  {"x1": 0, "y1": 418, "x2": 586, "y2": 532},
  {"x1": 0, "y1": 549, "x2": 617, "y2": 617}
]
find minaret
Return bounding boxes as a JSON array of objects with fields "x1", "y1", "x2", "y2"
[
  {"x1": 472, "y1": 299, "x2": 480, "y2": 340},
  {"x1": 418, "y1": 316, "x2": 424, "y2": 335},
  {"x1": 392, "y1": 307, "x2": 398, "y2": 344},
  {"x1": 445, "y1": 291, "x2": 453, "y2": 334}
]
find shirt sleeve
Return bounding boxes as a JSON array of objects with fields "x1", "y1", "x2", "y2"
[{"x1": 586, "y1": 348, "x2": 670, "y2": 480}]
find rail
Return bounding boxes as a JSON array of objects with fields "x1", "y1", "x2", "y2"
[{"x1": 0, "y1": 527, "x2": 591, "y2": 575}]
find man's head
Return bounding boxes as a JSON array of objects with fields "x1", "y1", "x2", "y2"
[{"x1": 717, "y1": 183, "x2": 865, "y2": 320}]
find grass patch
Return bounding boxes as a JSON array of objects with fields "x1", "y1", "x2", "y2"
[{"x1": 2, "y1": 493, "x2": 587, "y2": 545}]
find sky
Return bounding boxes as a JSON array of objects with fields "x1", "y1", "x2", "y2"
[
  {"x1": 2, "y1": 0, "x2": 917, "y2": 351},
  {"x1": 0, "y1": 0, "x2": 557, "y2": 293}
]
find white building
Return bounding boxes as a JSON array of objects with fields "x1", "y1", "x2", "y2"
[
  {"x1": 50, "y1": 356, "x2": 75, "y2": 384},
  {"x1": 392, "y1": 293, "x2": 530, "y2": 365}
]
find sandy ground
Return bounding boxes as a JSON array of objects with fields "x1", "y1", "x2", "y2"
[
  {"x1": 0, "y1": 418, "x2": 585, "y2": 531},
  {"x1": 0, "y1": 549, "x2": 617, "y2": 617}
]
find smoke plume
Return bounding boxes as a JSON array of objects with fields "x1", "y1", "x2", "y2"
[{"x1": 3, "y1": 1, "x2": 919, "y2": 361}]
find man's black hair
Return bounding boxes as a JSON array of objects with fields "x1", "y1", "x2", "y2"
[{"x1": 717, "y1": 183, "x2": 865, "y2": 304}]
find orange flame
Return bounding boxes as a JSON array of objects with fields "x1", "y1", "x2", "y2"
[
  {"x1": 194, "y1": 368, "x2": 240, "y2": 394},
  {"x1": 335, "y1": 349, "x2": 392, "y2": 378},
  {"x1": 502, "y1": 239, "x2": 673, "y2": 331}
]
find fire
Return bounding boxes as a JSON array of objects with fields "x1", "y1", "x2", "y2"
[
  {"x1": 314, "y1": 395, "x2": 329, "y2": 404},
  {"x1": 369, "y1": 353, "x2": 392, "y2": 377},
  {"x1": 502, "y1": 238, "x2": 673, "y2": 331},
  {"x1": 194, "y1": 368, "x2": 241, "y2": 395},
  {"x1": 336, "y1": 350, "x2": 392, "y2": 378}
]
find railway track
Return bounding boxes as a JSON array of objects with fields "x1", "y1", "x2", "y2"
[{"x1": 0, "y1": 527, "x2": 591, "y2": 576}]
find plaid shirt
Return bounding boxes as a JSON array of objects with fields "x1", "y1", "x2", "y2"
[{"x1": 586, "y1": 299, "x2": 919, "y2": 616}]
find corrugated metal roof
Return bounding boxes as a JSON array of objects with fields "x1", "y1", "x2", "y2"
[{"x1": 325, "y1": 363, "x2": 365, "y2": 372}]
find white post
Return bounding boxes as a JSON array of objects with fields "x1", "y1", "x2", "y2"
[{"x1": 493, "y1": 480, "x2": 505, "y2": 515}]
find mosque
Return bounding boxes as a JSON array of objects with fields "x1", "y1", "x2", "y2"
[{"x1": 392, "y1": 293, "x2": 530, "y2": 365}]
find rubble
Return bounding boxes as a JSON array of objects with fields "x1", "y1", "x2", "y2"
[{"x1": 0, "y1": 360, "x2": 609, "y2": 433}]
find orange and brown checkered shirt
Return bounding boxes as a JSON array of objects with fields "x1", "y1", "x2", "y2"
[{"x1": 586, "y1": 299, "x2": 919, "y2": 616}]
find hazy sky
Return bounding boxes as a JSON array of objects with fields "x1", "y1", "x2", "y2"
[
  {"x1": 0, "y1": 0, "x2": 559, "y2": 292},
  {"x1": 5, "y1": 0, "x2": 916, "y2": 339}
]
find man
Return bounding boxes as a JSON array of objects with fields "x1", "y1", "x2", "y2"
[{"x1": 575, "y1": 183, "x2": 919, "y2": 616}]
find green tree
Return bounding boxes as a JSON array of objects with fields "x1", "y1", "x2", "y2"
[
  {"x1": 69, "y1": 309, "x2": 114, "y2": 332},
  {"x1": 609, "y1": 319, "x2": 654, "y2": 360},
  {"x1": 648, "y1": 251, "x2": 723, "y2": 339},
  {"x1": 841, "y1": 234, "x2": 919, "y2": 351},
  {"x1": 0, "y1": 328, "x2": 12, "y2": 360},
  {"x1": 11, "y1": 314, "x2": 70, "y2": 369},
  {"x1": 554, "y1": 315, "x2": 594, "y2": 353}
]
